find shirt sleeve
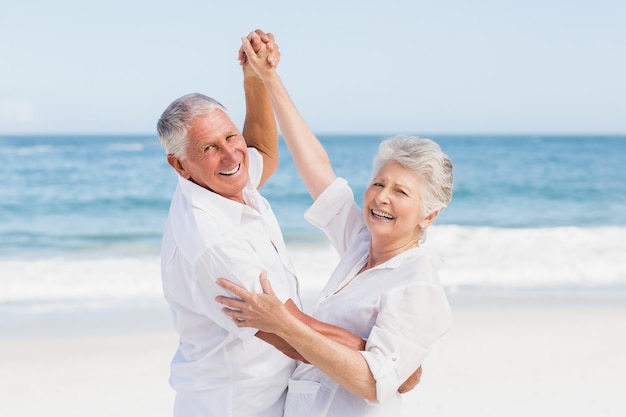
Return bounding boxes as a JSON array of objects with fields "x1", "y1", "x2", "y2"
[
  {"x1": 359, "y1": 267, "x2": 452, "y2": 403},
  {"x1": 247, "y1": 147, "x2": 263, "y2": 188},
  {"x1": 304, "y1": 177, "x2": 366, "y2": 255},
  {"x1": 190, "y1": 237, "x2": 292, "y2": 342}
]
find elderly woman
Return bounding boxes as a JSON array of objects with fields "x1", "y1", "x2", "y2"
[{"x1": 216, "y1": 32, "x2": 454, "y2": 416}]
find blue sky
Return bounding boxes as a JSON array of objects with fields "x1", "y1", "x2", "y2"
[{"x1": 2, "y1": 0, "x2": 625, "y2": 135}]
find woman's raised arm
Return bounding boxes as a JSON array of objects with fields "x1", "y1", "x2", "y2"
[{"x1": 241, "y1": 34, "x2": 337, "y2": 200}]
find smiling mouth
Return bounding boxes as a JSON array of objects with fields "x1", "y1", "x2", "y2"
[
  {"x1": 219, "y1": 164, "x2": 240, "y2": 176},
  {"x1": 371, "y1": 209, "x2": 395, "y2": 220}
]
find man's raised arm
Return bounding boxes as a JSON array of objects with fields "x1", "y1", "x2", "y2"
[{"x1": 240, "y1": 29, "x2": 280, "y2": 188}]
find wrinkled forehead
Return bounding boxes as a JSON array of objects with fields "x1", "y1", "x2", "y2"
[
  {"x1": 371, "y1": 161, "x2": 421, "y2": 187},
  {"x1": 187, "y1": 110, "x2": 239, "y2": 139}
]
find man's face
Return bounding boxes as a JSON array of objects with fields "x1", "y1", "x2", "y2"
[{"x1": 168, "y1": 110, "x2": 249, "y2": 203}]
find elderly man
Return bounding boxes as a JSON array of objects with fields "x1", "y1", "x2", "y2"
[{"x1": 156, "y1": 31, "x2": 366, "y2": 417}]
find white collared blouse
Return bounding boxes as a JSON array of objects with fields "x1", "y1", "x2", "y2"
[{"x1": 284, "y1": 178, "x2": 452, "y2": 417}]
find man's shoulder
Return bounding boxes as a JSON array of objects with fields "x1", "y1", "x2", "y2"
[{"x1": 163, "y1": 199, "x2": 225, "y2": 263}]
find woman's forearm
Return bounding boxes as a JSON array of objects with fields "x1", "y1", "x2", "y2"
[
  {"x1": 276, "y1": 310, "x2": 378, "y2": 401},
  {"x1": 285, "y1": 299, "x2": 365, "y2": 352},
  {"x1": 261, "y1": 72, "x2": 337, "y2": 200},
  {"x1": 255, "y1": 331, "x2": 307, "y2": 362},
  {"x1": 241, "y1": 34, "x2": 336, "y2": 199},
  {"x1": 216, "y1": 275, "x2": 378, "y2": 400}
]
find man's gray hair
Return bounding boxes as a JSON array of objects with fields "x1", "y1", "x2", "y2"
[{"x1": 157, "y1": 93, "x2": 229, "y2": 158}]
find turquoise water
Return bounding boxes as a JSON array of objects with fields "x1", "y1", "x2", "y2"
[{"x1": 1, "y1": 134, "x2": 625, "y2": 257}]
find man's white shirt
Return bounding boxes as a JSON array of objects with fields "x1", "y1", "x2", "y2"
[{"x1": 161, "y1": 148, "x2": 300, "y2": 417}]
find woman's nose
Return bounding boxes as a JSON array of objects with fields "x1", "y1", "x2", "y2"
[{"x1": 375, "y1": 187, "x2": 390, "y2": 204}]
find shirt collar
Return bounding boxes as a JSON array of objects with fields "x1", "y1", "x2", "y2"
[
  {"x1": 382, "y1": 246, "x2": 443, "y2": 270},
  {"x1": 177, "y1": 176, "x2": 252, "y2": 225},
  {"x1": 360, "y1": 235, "x2": 442, "y2": 271}
]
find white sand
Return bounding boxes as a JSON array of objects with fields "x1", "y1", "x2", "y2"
[
  {"x1": 404, "y1": 293, "x2": 626, "y2": 417},
  {"x1": 1, "y1": 294, "x2": 625, "y2": 417}
]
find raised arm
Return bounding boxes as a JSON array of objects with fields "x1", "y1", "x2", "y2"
[
  {"x1": 236, "y1": 34, "x2": 423, "y2": 398},
  {"x1": 240, "y1": 33, "x2": 336, "y2": 200},
  {"x1": 240, "y1": 30, "x2": 280, "y2": 188}
]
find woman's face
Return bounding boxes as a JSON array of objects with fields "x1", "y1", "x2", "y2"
[{"x1": 363, "y1": 161, "x2": 428, "y2": 246}]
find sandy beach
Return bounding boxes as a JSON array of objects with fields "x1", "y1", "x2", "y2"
[{"x1": 1, "y1": 291, "x2": 624, "y2": 417}]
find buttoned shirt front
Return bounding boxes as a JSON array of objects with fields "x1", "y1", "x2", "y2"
[
  {"x1": 284, "y1": 178, "x2": 452, "y2": 417},
  {"x1": 161, "y1": 148, "x2": 300, "y2": 417}
]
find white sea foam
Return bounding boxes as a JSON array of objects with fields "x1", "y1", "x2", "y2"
[
  {"x1": 0, "y1": 256, "x2": 163, "y2": 306},
  {"x1": 0, "y1": 145, "x2": 54, "y2": 155},
  {"x1": 106, "y1": 143, "x2": 145, "y2": 152},
  {"x1": 1, "y1": 226, "x2": 625, "y2": 310},
  {"x1": 427, "y1": 225, "x2": 626, "y2": 290}
]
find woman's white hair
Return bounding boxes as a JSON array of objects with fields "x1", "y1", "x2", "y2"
[
  {"x1": 371, "y1": 135, "x2": 454, "y2": 242},
  {"x1": 156, "y1": 93, "x2": 229, "y2": 158}
]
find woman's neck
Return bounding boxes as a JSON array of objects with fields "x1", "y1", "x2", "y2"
[{"x1": 363, "y1": 236, "x2": 419, "y2": 271}]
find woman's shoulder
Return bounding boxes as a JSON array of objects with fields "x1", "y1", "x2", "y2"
[{"x1": 387, "y1": 247, "x2": 445, "y2": 286}]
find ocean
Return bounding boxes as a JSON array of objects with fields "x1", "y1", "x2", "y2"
[{"x1": 1, "y1": 134, "x2": 626, "y2": 312}]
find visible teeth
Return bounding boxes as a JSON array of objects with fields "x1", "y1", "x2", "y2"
[
  {"x1": 372, "y1": 209, "x2": 394, "y2": 220},
  {"x1": 220, "y1": 165, "x2": 240, "y2": 175}
]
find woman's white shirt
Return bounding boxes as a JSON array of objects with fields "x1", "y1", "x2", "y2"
[{"x1": 284, "y1": 178, "x2": 452, "y2": 417}]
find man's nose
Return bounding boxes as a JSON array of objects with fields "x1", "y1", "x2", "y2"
[{"x1": 220, "y1": 143, "x2": 238, "y2": 161}]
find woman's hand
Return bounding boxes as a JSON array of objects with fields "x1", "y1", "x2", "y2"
[
  {"x1": 239, "y1": 31, "x2": 278, "y2": 82},
  {"x1": 238, "y1": 29, "x2": 280, "y2": 67},
  {"x1": 398, "y1": 365, "x2": 422, "y2": 393},
  {"x1": 239, "y1": 30, "x2": 277, "y2": 85},
  {"x1": 216, "y1": 271, "x2": 289, "y2": 333}
]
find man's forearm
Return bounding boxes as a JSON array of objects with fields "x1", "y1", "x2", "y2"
[{"x1": 242, "y1": 69, "x2": 278, "y2": 187}]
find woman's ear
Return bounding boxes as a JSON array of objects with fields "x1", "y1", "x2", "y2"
[
  {"x1": 167, "y1": 154, "x2": 190, "y2": 179},
  {"x1": 420, "y1": 210, "x2": 440, "y2": 229}
]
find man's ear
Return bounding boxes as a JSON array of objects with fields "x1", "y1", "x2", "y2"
[{"x1": 167, "y1": 154, "x2": 190, "y2": 179}]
